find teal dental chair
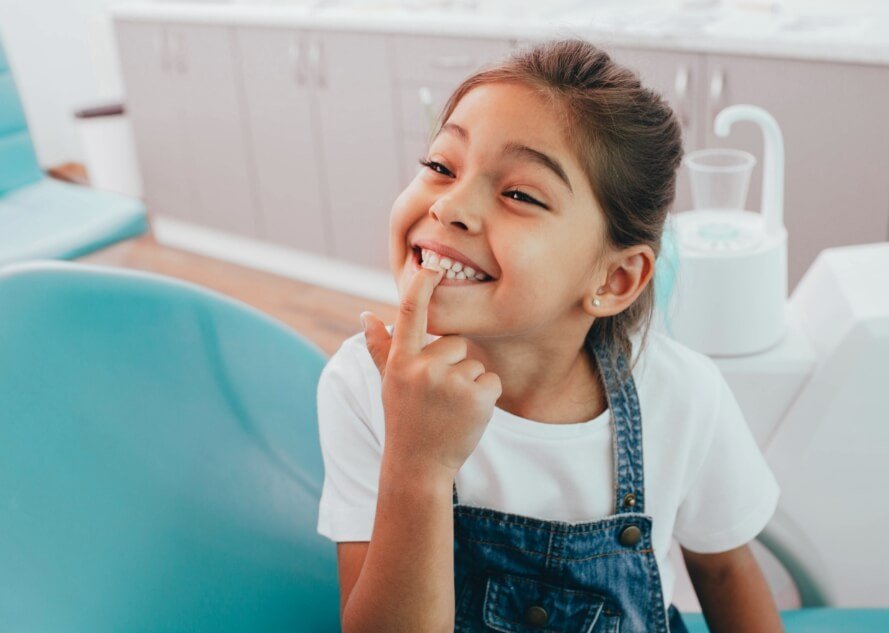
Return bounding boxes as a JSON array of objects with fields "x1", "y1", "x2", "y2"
[
  {"x1": 0, "y1": 37, "x2": 147, "y2": 266},
  {"x1": 0, "y1": 261, "x2": 339, "y2": 631}
]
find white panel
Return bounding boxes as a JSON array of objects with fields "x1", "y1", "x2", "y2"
[
  {"x1": 176, "y1": 24, "x2": 259, "y2": 237},
  {"x1": 235, "y1": 27, "x2": 330, "y2": 255}
]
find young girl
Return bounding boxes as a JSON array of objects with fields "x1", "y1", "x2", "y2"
[{"x1": 316, "y1": 39, "x2": 782, "y2": 633}]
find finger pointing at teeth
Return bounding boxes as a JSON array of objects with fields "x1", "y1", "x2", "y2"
[{"x1": 362, "y1": 263, "x2": 445, "y2": 376}]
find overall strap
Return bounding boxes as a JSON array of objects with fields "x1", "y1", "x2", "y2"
[{"x1": 592, "y1": 336, "x2": 646, "y2": 515}]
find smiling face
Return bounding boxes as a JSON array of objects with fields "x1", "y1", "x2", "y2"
[{"x1": 390, "y1": 81, "x2": 610, "y2": 338}]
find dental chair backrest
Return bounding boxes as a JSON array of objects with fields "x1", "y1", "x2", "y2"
[
  {"x1": 0, "y1": 36, "x2": 44, "y2": 194},
  {"x1": 0, "y1": 261, "x2": 340, "y2": 632}
]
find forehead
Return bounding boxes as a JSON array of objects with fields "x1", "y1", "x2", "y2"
[{"x1": 445, "y1": 82, "x2": 571, "y2": 155}]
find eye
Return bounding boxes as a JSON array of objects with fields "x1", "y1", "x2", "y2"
[
  {"x1": 504, "y1": 190, "x2": 548, "y2": 210},
  {"x1": 418, "y1": 158, "x2": 453, "y2": 177}
]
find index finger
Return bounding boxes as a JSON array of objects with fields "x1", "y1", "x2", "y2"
[{"x1": 391, "y1": 263, "x2": 445, "y2": 357}]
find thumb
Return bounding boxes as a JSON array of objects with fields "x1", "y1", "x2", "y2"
[{"x1": 360, "y1": 311, "x2": 392, "y2": 376}]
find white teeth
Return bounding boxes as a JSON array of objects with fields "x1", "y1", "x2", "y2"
[{"x1": 418, "y1": 247, "x2": 491, "y2": 282}]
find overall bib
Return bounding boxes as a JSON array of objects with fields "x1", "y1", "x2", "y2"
[{"x1": 451, "y1": 337, "x2": 689, "y2": 633}]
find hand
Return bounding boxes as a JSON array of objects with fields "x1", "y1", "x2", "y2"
[{"x1": 361, "y1": 264, "x2": 502, "y2": 478}]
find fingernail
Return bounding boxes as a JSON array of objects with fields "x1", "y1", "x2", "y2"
[{"x1": 360, "y1": 311, "x2": 370, "y2": 330}]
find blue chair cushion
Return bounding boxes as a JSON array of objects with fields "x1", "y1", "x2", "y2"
[
  {"x1": 0, "y1": 38, "x2": 44, "y2": 193},
  {"x1": 0, "y1": 261, "x2": 339, "y2": 631},
  {"x1": 683, "y1": 608, "x2": 889, "y2": 632},
  {"x1": 0, "y1": 177, "x2": 148, "y2": 265}
]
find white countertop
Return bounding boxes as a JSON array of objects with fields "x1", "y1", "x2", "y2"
[{"x1": 112, "y1": 1, "x2": 889, "y2": 66}]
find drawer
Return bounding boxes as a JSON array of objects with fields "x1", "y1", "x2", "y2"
[
  {"x1": 399, "y1": 81, "x2": 458, "y2": 138},
  {"x1": 392, "y1": 34, "x2": 515, "y2": 85}
]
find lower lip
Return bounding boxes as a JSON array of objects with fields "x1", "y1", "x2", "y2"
[{"x1": 412, "y1": 250, "x2": 492, "y2": 287}]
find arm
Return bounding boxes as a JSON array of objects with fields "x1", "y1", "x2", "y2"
[
  {"x1": 682, "y1": 544, "x2": 784, "y2": 633},
  {"x1": 340, "y1": 265, "x2": 500, "y2": 632},
  {"x1": 339, "y1": 455, "x2": 456, "y2": 633}
]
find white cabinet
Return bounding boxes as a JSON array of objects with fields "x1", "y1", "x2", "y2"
[
  {"x1": 116, "y1": 21, "x2": 259, "y2": 237},
  {"x1": 235, "y1": 27, "x2": 329, "y2": 255},
  {"x1": 700, "y1": 54, "x2": 889, "y2": 290},
  {"x1": 239, "y1": 29, "x2": 406, "y2": 270},
  {"x1": 313, "y1": 31, "x2": 401, "y2": 271},
  {"x1": 115, "y1": 21, "x2": 198, "y2": 224}
]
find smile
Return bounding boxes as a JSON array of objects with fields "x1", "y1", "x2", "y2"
[{"x1": 412, "y1": 247, "x2": 494, "y2": 286}]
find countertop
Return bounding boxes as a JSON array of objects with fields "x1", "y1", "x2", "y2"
[{"x1": 111, "y1": 1, "x2": 889, "y2": 66}]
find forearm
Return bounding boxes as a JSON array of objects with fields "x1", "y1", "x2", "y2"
[
  {"x1": 341, "y1": 451, "x2": 456, "y2": 633},
  {"x1": 686, "y1": 545, "x2": 783, "y2": 633}
]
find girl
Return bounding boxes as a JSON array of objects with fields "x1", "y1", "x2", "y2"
[{"x1": 316, "y1": 39, "x2": 782, "y2": 632}]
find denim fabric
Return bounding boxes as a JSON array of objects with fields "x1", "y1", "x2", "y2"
[{"x1": 452, "y1": 336, "x2": 688, "y2": 633}]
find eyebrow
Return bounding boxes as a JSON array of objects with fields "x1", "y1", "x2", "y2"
[{"x1": 434, "y1": 122, "x2": 574, "y2": 195}]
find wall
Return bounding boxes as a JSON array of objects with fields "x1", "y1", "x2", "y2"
[{"x1": 0, "y1": 0, "x2": 133, "y2": 166}]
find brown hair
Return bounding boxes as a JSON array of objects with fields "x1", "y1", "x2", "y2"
[{"x1": 431, "y1": 38, "x2": 683, "y2": 383}]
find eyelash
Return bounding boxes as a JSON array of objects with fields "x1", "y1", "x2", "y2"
[{"x1": 417, "y1": 158, "x2": 549, "y2": 210}]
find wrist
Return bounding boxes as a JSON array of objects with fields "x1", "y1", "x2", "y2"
[{"x1": 380, "y1": 448, "x2": 457, "y2": 494}]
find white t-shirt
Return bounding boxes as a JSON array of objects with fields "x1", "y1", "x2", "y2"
[{"x1": 316, "y1": 326, "x2": 780, "y2": 610}]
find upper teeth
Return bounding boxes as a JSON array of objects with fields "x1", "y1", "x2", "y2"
[{"x1": 420, "y1": 248, "x2": 490, "y2": 281}]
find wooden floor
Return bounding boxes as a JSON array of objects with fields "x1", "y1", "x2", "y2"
[{"x1": 79, "y1": 220, "x2": 398, "y2": 357}]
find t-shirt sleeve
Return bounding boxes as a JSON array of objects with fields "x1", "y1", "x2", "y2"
[
  {"x1": 315, "y1": 337, "x2": 382, "y2": 542},
  {"x1": 673, "y1": 365, "x2": 780, "y2": 553}
]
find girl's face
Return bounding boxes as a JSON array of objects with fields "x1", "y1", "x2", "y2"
[{"x1": 390, "y1": 81, "x2": 608, "y2": 338}]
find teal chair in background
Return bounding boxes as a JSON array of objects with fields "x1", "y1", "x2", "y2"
[
  {"x1": 0, "y1": 261, "x2": 340, "y2": 632},
  {"x1": 0, "y1": 37, "x2": 148, "y2": 266}
]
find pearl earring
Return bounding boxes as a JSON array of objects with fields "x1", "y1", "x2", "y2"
[{"x1": 593, "y1": 298, "x2": 601, "y2": 307}]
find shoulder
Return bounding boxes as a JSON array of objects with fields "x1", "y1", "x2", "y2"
[
  {"x1": 633, "y1": 328, "x2": 724, "y2": 399},
  {"x1": 631, "y1": 329, "x2": 730, "y2": 448}
]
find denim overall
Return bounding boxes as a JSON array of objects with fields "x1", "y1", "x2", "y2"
[{"x1": 451, "y1": 337, "x2": 689, "y2": 633}]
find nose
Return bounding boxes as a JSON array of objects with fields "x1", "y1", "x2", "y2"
[{"x1": 429, "y1": 192, "x2": 483, "y2": 232}]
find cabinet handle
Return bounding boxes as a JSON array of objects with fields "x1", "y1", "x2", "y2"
[
  {"x1": 170, "y1": 31, "x2": 186, "y2": 74},
  {"x1": 308, "y1": 39, "x2": 325, "y2": 88},
  {"x1": 674, "y1": 64, "x2": 690, "y2": 128},
  {"x1": 430, "y1": 55, "x2": 473, "y2": 70},
  {"x1": 158, "y1": 29, "x2": 171, "y2": 72},
  {"x1": 288, "y1": 37, "x2": 304, "y2": 86},
  {"x1": 418, "y1": 86, "x2": 437, "y2": 136},
  {"x1": 709, "y1": 68, "x2": 724, "y2": 105}
]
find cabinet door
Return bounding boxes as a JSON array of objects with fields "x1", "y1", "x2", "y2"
[
  {"x1": 602, "y1": 46, "x2": 704, "y2": 214},
  {"x1": 115, "y1": 21, "x2": 199, "y2": 223},
  {"x1": 311, "y1": 31, "x2": 402, "y2": 271},
  {"x1": 175, "y1": 24, "x2": 259, "y2": 237},
  {"x1": 702, "y1": 54, "x2": 889, "y2": 291},
  {"x1": 235, "y1": 27, "x2": 329, "y2": 255}
]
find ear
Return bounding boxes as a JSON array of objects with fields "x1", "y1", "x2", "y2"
[{"x1": 583, "y1": 245, "x2": 655, "y2": 317}]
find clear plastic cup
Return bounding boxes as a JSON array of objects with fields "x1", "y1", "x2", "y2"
[{"x1": 683, "y1": 148, "x2": 756, "y2": 211}]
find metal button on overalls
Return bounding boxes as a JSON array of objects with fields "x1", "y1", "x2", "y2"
[
  {"x1": 619, "y1": 525, "x2": 642, "y2": 547},
  {"x1": 524, "y1": 605, "x2": 548, "y2": 627}
]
